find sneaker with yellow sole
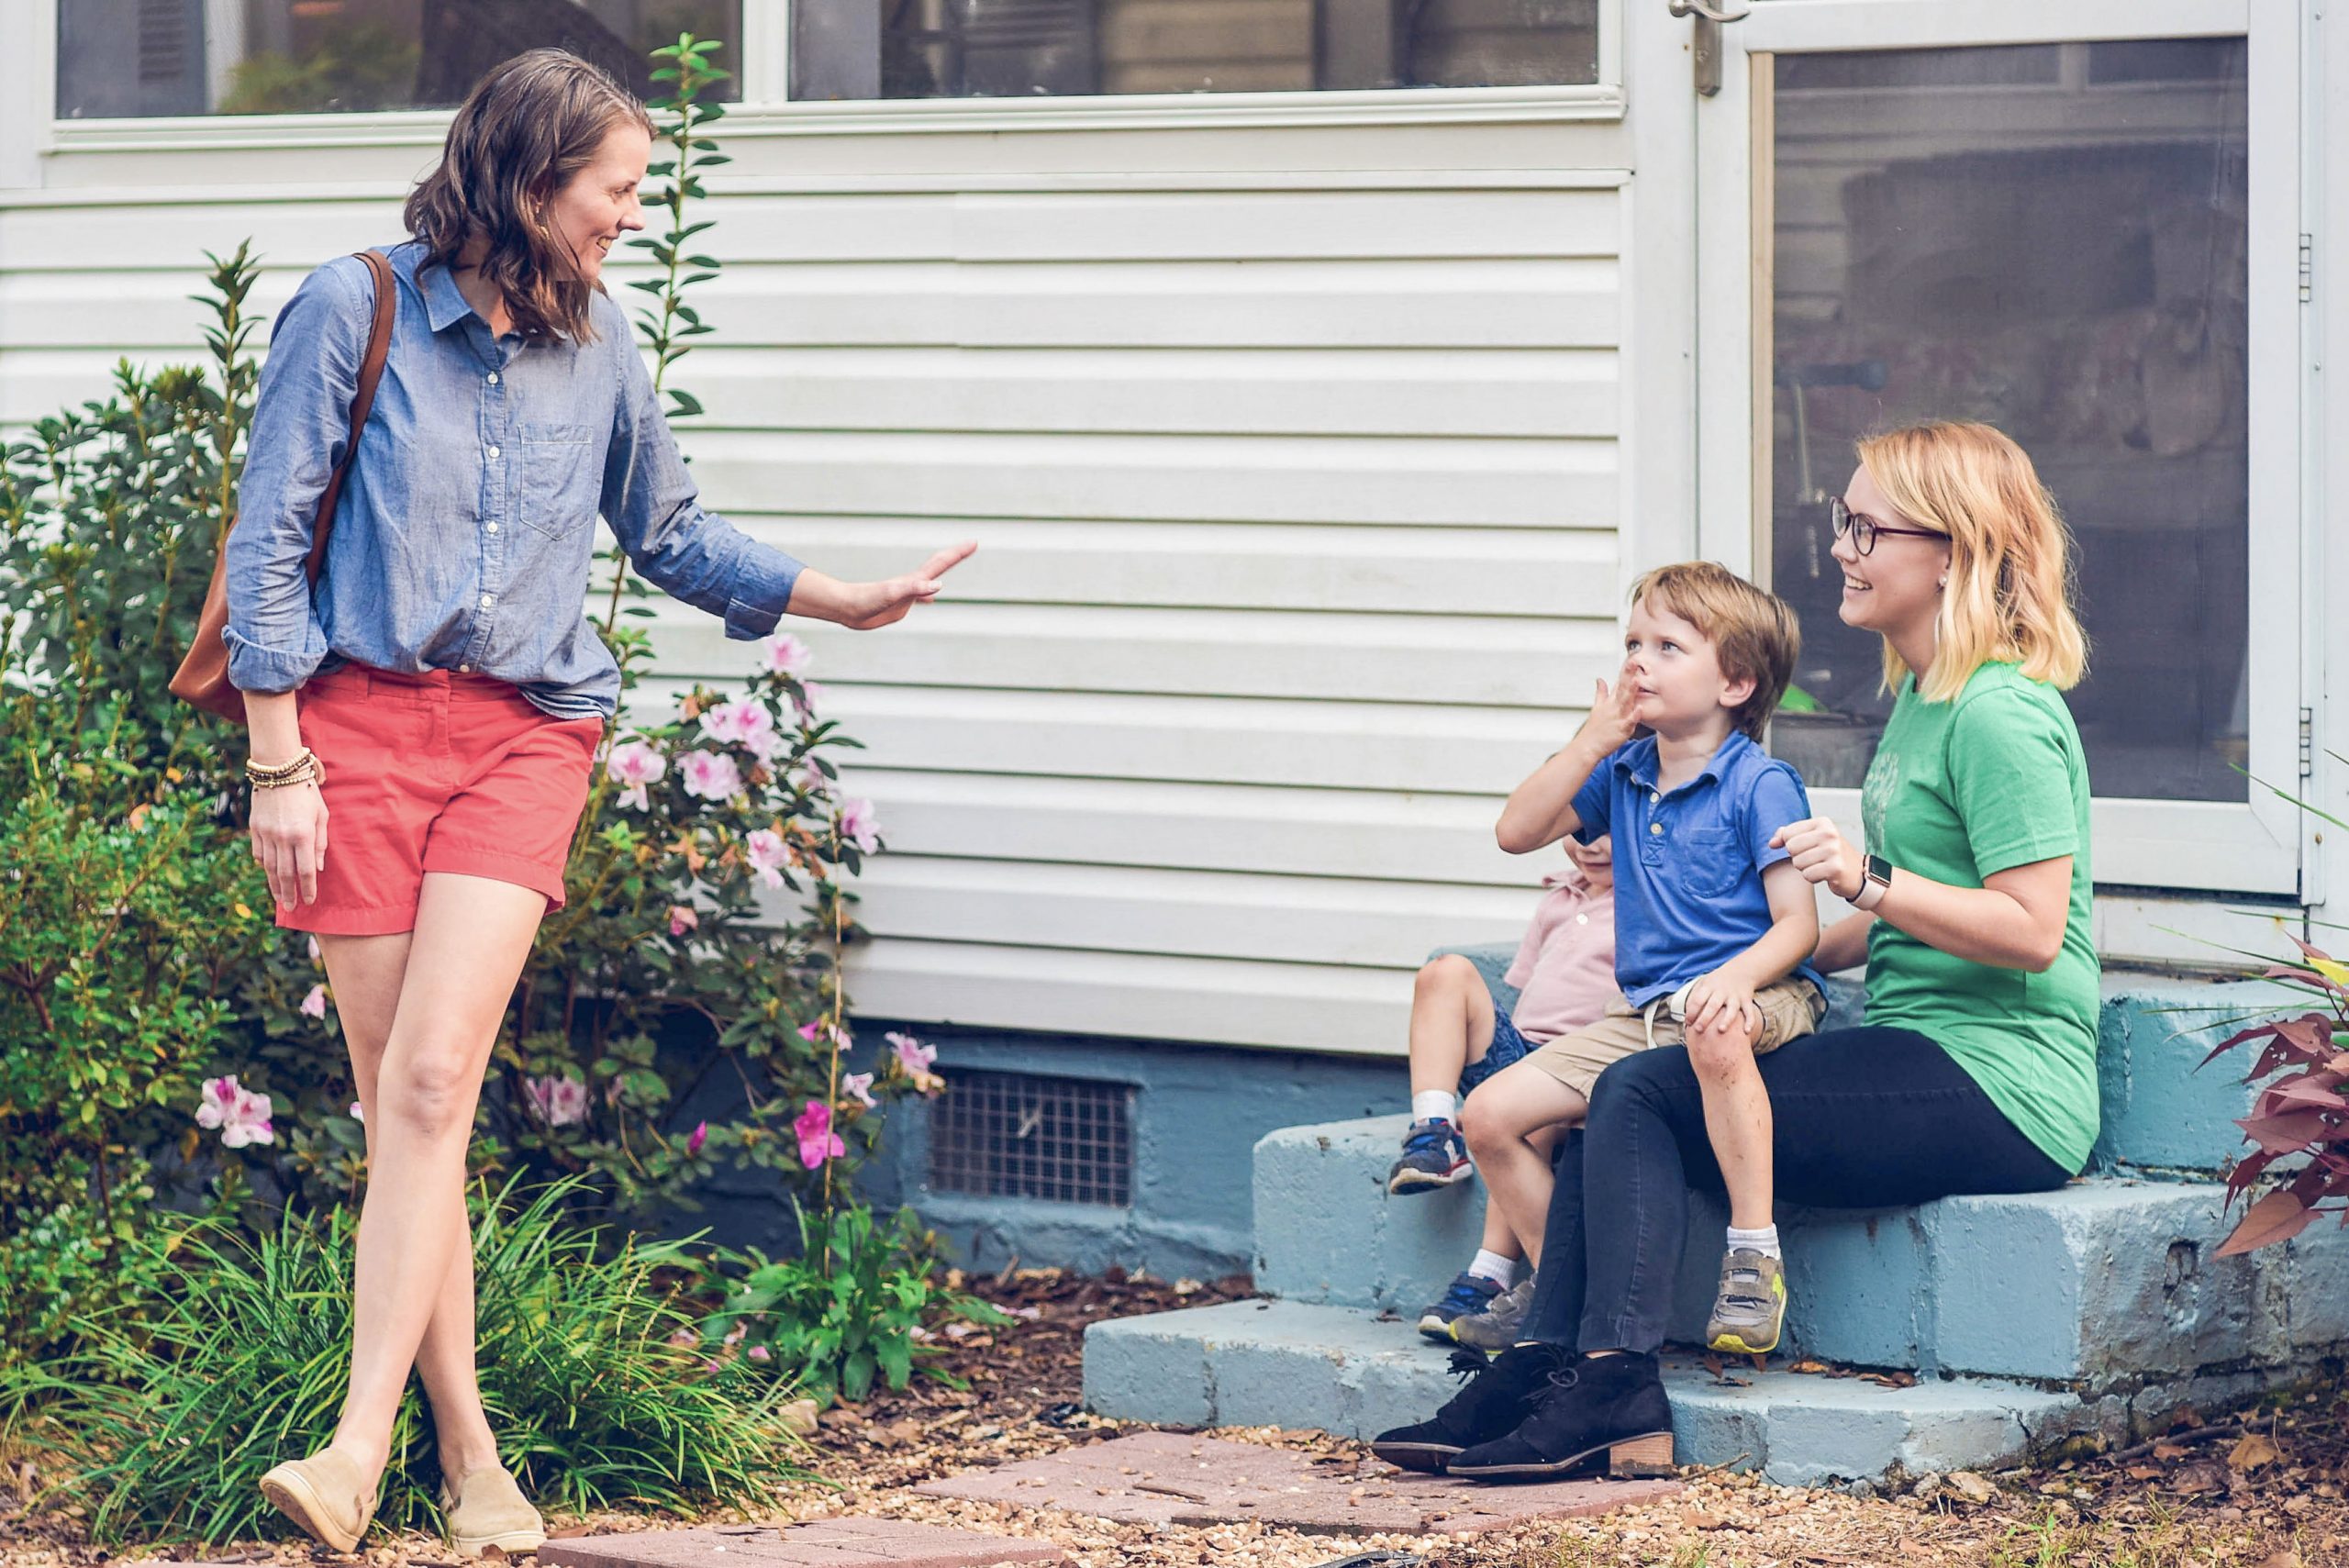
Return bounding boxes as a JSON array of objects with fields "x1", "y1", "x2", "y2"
[{"x1": 1703, "y1": 1247, "x2": 1787, "y2": 1355}]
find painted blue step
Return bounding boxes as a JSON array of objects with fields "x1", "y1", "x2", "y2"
[
  {"x1": 1254, "y1": 1115, "x2": 2349, "y2": 1387},
  {"x1": 1435, "y1": 944, "x2": 2282, "y2": 1176},
  {"x1": 1082, "y1": 1298, "x2": 2102, "y2": 1485}
]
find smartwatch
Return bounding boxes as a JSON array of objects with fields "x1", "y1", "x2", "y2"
[{"x1": 1851, "y1": 853, "x2": 1893, "y2": 912}]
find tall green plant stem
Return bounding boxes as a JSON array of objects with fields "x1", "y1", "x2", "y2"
[{"x1": 602, "y1": 35, "x2": 729, "y2": 634}]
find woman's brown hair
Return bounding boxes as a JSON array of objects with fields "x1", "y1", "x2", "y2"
[{"x1": 403, "y1": 49, "x2": 651, "y2": 343}]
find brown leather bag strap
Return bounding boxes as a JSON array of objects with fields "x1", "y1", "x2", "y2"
[{"x1": 299, "y1": 248, "x2": 395, "y2": 580}]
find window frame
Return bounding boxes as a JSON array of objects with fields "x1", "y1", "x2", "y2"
[{"x1": 37, "y1": 1, "x2": 1627, "y2": 149}]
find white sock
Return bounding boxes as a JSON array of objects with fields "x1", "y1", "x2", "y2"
[
  {"x1": 1726, "y1": 1223, "x2": 1781, "y2": 1261},
  {"x1": 1467, "y1": 1249, "x2": 1519, "y2": 1286},
  {"x1": 1411, "y1": 1089, "x2": 1458, "y2": 1126}
]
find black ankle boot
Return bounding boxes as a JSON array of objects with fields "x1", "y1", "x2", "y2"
[
  {"x1": 1369, "y1": 1342, "x2": 1572, "y2": 1473},
  {"x1": 1448, "y1": 1350, "x2": 1675, "y2": 1481}
]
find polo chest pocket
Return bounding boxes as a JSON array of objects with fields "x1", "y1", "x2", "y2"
[
  {"x1": 1671, "y1": 828, "x2": 1748, "y2": 900},
  {"x1": 517, "y1": 422, "x2": 597, "y2": 539}
]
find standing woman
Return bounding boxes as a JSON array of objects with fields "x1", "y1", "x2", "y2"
[
  {"x1": 227, "y1": 50, "x2": 973, "y2": 1555},
  {"x1": 1374, "y1": 419, "x2": 2099, "y2": 1478}
]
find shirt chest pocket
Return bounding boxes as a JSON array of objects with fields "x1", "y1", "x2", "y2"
[
  {"x1": 1668, "y1": 827, "x2": 1748, "y2": 901},
  {"x1": 517, "y1": 421, "x2": 597, "y2": 539}
]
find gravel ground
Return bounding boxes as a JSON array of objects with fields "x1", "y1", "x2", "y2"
[{"x1": 6, "y1": 1267, "x2": 2343, "y2": 1568}]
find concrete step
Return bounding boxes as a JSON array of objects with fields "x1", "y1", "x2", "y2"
[
  {"x1": 1082, "y1": 1298, "x2": 2103, "y2": 1486},
  {"x1": 1255, "y1": 1117, "x2": 2349, "y2": 1388},
  {"x1": 1435, "y1": 947, "x2": 2280, "y2": 1176}
]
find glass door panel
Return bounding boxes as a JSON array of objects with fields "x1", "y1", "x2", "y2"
[{"x1": 1763, "y1": 39, "x2": 2251, "y2": 805}]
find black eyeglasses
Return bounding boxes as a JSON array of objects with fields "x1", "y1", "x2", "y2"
[{"x1": 1830, "y1": 495, "x2": 1948, "y2": 556}]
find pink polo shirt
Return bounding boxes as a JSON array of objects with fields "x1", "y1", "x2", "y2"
[{"x1": 1502, "y1": 870, "x2": 1618, "y2": 1045}]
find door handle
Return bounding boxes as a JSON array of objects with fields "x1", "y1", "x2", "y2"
[{"x1": 1669, "y1": 0, "x2": 1750, "y2": 96}]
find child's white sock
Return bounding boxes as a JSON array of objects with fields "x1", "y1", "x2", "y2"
[
  {"x1": 1411, "y1": 1089, "x2": 1458, "y2": 1126},
  {"x1": 1467, "y1": 1249, "x2": 1519, "y2": 1286},
  {"x1": 1726, "y1": 1223, "x2": 1781, "y2": 1261}
]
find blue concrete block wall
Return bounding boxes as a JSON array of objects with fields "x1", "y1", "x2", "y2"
[
  {"x1": 680, "y1": 962, "x2": 2302, "y2": 1281},
  {"x1": 849, "y1": 1019, "x2": 1399, "y2": 1280}
]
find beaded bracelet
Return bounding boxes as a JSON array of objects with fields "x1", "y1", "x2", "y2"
[{"x1": 246, "y1": 750, "x2": 326, "y2": 790}]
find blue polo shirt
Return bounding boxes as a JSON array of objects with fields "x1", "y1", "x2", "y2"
[{"x1": 1569, "y1": 730, "x2": 1826, "y2": 1008}]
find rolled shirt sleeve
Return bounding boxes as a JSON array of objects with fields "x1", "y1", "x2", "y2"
[
  {"x1": 600, "y1": 307, "x2": 804, "y2": 639},
  {"x1": 223, "y1": 257, "x2": 370, "y2": 694}
]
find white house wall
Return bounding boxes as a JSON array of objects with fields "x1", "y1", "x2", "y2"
[{"x1": 0, "y1": 111, "x2": 1638, "y2": 1056}]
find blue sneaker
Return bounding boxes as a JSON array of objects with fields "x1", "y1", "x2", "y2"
[
  {"x1": 1417, "y1": 1270, "x2": 1506, "y2": 1340},
  {"x1": 1386, "y1": 1118, "x2": 1472, "y2": 1195}
]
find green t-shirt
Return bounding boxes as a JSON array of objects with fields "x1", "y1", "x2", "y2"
[{"x1": 1860, "y1": 661, "x2": 2100, "y2": 1172}]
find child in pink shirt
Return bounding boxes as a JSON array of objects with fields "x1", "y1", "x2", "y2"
[{"x1": 1389, "y1": 836, "x2": 1616, "y2": 1340}]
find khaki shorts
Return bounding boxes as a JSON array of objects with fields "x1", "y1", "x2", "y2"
[{"x1": 1520, "y1": 979, "x2": 1828, "y2": 1100}]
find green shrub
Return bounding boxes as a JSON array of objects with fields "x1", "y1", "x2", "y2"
[
  {"x1": 5, "y1": 1178, "x2": 805, "y2": 1546},
  {"x1": 696, "y1": 1204, "x2": 1009, "y2": 1407}
]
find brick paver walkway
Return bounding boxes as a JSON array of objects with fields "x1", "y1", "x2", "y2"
[
  {"x1": 540, "y1": 1518, "x2": 1065, "y2": 1568},
  {"x1": 913, "y1": 1431, "x2": 1679, "y2": 1535}
]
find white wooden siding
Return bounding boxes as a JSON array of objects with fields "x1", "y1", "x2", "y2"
[{"x1": 0, "y1": 127, "x2": 1631, "y2": 1056}]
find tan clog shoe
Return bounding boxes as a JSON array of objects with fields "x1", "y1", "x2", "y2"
[
  {"x1": 259, "y1": 1447, "x2": 378, "y2": 1552},
  {"x1": 440, "y1": 1463, "x2": 546, "y2": 1557}
]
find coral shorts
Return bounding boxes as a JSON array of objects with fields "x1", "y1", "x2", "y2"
[{"x1": 279, "y1": 664, "x2": 605, "y2": 936}]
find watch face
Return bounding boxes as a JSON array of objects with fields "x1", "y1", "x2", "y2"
[{"x1": 1866, "y1": 854, "x2": 1892, "y2": 883}]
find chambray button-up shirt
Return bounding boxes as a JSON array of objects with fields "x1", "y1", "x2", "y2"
[{"x1": 224, "y1": 240, "x2": 803, "y2": 718}]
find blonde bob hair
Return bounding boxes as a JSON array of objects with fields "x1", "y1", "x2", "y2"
[{"x1": 1855, "y1": 421, "x2": 2088, "y2": 702}]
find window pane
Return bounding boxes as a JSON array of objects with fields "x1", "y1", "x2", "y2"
[
  {"x1": 57, "y1": 0, "x2": 741, "y2": 117},
  {"x1": 1766, "y1": 40, "x2": 2250, "y2": 805},
  {"x1": 791, "y1": 0, "x2": 1598, "y2": 100}
]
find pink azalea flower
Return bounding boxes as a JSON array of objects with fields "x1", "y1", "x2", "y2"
[
  {"x1": 306, "y1": 935, "x2": 322, "y2": 963},
  {"x1": 794, "y1": 1099, "x2": 846, "y2": 1170},
  {"x1": 842, "y1": 1071, "x2": 876, "y2": 1109},
  {"x1": 523, "y1": 1074, "x2": 588, "y2": 1129},
  {"x1": 887, "y1": 1031, "x2": 935, "y2": 1076},
  {"x1": 796, "y1": 1018, "x2": 850, "y2": 1050},
  {"x1": 668, "y1": 903, "x2": 700, "y2": 937},
  {"x1": 699, "y1": 698, "x2": 779, "y2": 761},
  {"x1": 887, "y1": 1031, "x2": 945, "y2": 1095},
  {"x1": 748, "y1": 1344, "x2": 772, "y2": 1362},
  {"x1": 678, "y1": 749, "x2": 744, "y2": 802},
  {"x1": 606, "y1": 739, "x2": 666, "y2": 812},
  {"x1": 685, "y1": 1120, "x2": 707, "y2": 1157},
  {"x1": 793, "y1": 681, "x2": 827, "y2": 721},
  {"x1": 763, "y1": 634, "x2": 811, "y2": 677},
  {"x1": 349, "y1": 1101, "x2": 364, "y2": 1122},
  {"x1": 838, "y1": 797, "x2": 881, "y2": 854},
  {"x1": 298, "y1": 983, "x2": 328, "y2": 1019},
  {"x1": 195, "y1": 1075, "x2": 275, "y2": 1149},
  {"x1": 745, "y1": 828, "x2": 790, "y2": 890},
  {"x1": 796, "y1": 1018, "x2": 825, "y2": 1042}
]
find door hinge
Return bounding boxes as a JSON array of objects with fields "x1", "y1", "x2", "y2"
[
  {"x1": 2301, "y1": 706, "x2": 2316, "y2": 780},
  {"x1": 2301, "y1": 233, "x2": 2314, "y2": 303}
]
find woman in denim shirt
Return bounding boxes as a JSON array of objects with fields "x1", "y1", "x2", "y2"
[{"x1": 232, "y1": 51, "x2": 972, "y2": 1554}]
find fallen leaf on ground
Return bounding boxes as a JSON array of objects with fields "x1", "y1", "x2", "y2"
[{"x1": 2229, "y1": 1431, "x2": 2282, "y2": 1472}]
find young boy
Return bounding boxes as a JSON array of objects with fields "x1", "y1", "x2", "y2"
[
  {"x1": 1386, "y1": 834, "x2": 1617, "y2": 1342},
  {"x1": 1465, "y1": 562, "x2": 1825, "y2": 1358}
]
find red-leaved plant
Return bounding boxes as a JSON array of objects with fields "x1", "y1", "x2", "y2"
[{"x1": 2202, "y1": 930, "x2": 2349, "y2": 1254}]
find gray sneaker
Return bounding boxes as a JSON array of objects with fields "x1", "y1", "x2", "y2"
[
  {"x1": 1704, "y1": 1247, "x2": 1787, "y2": 1355},
  {"x1": 1446, "y1": 1276, "x2": 1536, "y2": 1351}
]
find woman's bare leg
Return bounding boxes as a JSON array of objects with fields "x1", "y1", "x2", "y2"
[
  {"x1": 321, "y1": 873, "x2": 547, "y2": 1485},
  {"x1": 318, "y1": 929, "x2": 503, "y2": 1484},
  {"x1": 1460, "y1": 1062, "x2": 1588, "y2": 1270}
]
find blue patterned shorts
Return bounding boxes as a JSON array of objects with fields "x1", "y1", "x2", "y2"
[{"x1": 1457, "y1": 1006, "x2": 1535, "y2": 1096}]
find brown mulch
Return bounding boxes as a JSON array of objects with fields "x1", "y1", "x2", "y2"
[{"x1": 5, "y1": 1266, "x2": 2344, "y2": 1567}]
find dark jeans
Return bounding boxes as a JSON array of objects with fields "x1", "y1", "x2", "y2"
[{"x1": 1521, "y1": 1025, "x2": 2075, "y2": 1352}]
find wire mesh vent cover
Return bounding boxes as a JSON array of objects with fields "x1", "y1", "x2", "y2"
[{"x1": 927, "y1": 1070, "x2": 1132, "y2": 1207}]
